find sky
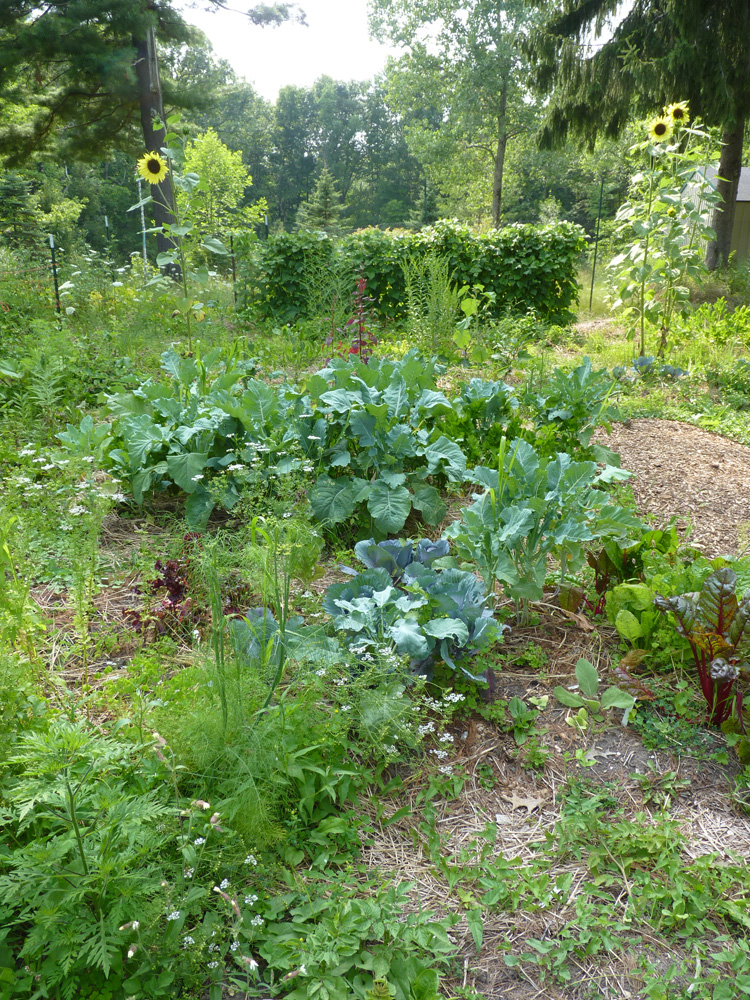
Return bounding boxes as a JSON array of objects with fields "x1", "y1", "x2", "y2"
[{"x1": 176, "y1": 0, "x2": 399, "y2": 101}]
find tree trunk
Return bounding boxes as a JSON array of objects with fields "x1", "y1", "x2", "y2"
[
  {"x1": 134, "y1": 25, "x2": 179, "y2": 273},
  {"x1": 491, "y1": 79, "x2": 508, "y2": 229},
  {"x1": 706, "y1": 118, "x2": 745, "y2": 270}
]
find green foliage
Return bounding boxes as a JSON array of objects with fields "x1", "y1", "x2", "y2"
[
  {"x1": 524, "y1": 357, "x2": 621, "y2": 460},
  {"x1": 296, "y1": 166, "x2": 347, "y2": 235},
  {"x1": 444, "y1": 436, "x2": 640, "y2": 619},
  {"x1": 238, "y1": 219, "x2": 586, "y2": 324},
  {"x1": 256, "y1": 877, "x2": 457, "y2": 1000},
  {"x1": 553, "y1": 657, "x2": 637, "y2": 727},
  {"x1": 402, "y1": 251, "x2": 459, "y2": 356},
  {"x1": 0, "y1": 719, "x2": 174, "y2": 1000}
]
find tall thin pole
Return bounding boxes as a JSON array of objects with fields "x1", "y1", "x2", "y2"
[
  {"x1": 230, "y1": 233, "x2": 237, "y2": 304},
  {"x1": 590, "y1": 175, "x2": 606, "y2": 310},
  {"x1": 49, "y1": 233, "x2": 61, "y2": 317},
  {"x1": 138, "y1": 177, "x2": 148, "y2": 277}
]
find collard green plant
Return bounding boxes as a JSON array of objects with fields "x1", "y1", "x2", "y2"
[
  {"x1": 654, "y1": 567, "x2": 750, "y2": 726},
  {"x1": 444, "y1": 437, "x2": 640, "y2": 620},
  {"x1": 306, "y1": 351, "x2": 465, "y2": 534}
]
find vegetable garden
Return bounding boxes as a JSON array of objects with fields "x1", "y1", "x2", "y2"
[{"x1": 2, "y1": 115, "x2": 750, "y2": 1000}]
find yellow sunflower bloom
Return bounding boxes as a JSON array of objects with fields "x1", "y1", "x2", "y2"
[
  {"x1": 648, "y1": 117, "x2": 673, "y2": 143},
  {"x1": 666, "y1": 101, "x2": 690, "y2": 126},
  {"x1": 136, "y1": 151, "x2": 169, "y2": 185}
]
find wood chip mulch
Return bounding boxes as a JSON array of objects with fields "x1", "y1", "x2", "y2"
[{"x1": 598, "y1": 418, "x2": 750, "y2": 557}]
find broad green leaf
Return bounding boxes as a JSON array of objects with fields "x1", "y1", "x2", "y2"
[
  {"x1": 367, "y1": 480, "x2": 411, "y2": 533},
  {"x1": 166, "y1": 452, "x2": 208, "y2": 493},
  {"x1": 185, "y1": 487, "x2": 215, "y2": 531},
  {"x1": 309, "y1": 476, "x2": 357, "y2": 525},
  {"x1": 389, "y1": 618, "x2": 430, "y2": 659},
  {"x1": 201, "y1": 236, "x2": 228, "y2": 254},
  {"x1": 575, "y1": 658, "x2": 600, "y2": 699},
  {"x1": 600, "y1": 686, "x2": 636, "y2": 710},
  {"x1": 121, "y1": 414, "x2": 167, "y2": 467},
  {"x1": 615, "y1": 609, "x2": 644, "y2": 644},
  {"x1": 424, "y1": 435, "x2": 467, "y2": 479},
  {"x1": 553, "y1": 686, "x2": 585, "y2": 708},
  {"x1": 422, "y1": 618, "x2": 469, "y2": 644},
  {"x1": 411, "y1": 483, "x2": 447, "y2": 526}
]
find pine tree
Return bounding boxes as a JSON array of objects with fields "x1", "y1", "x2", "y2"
[
  {"x1": 526, "y1": 0, "x2": 750, "y2": 268},
  {"x1": 296, "y1": 167, "x2": 347, "y2": 234}
]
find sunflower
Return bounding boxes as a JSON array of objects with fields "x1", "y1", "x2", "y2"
[
  {"x1": 648, "y1": 117, "x2": 673, "y2": 143},
  {"x1": 136, "y1": 151, "x2": 169, "y2": 185},
  {"x1": 666, "y1": 101, "x2": 690, "y2": 126}
]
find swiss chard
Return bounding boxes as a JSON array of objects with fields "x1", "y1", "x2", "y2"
[{"x1": 654, "y1": 567, "x2": 750, "y2": 726}]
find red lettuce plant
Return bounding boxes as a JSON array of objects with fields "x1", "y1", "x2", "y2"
[{"x1": 654, "y1": 567, "x2": 749, "y2": 726}]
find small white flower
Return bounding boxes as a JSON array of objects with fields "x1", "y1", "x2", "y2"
[
  {"x1": 439, "y1": 765, "x2": 453, "y2": 774},
  {"x1": 283, "y1": 512, "x2": 293, "y2": 518},
  {"x1": 440, "y1": 733, "x2": 454, "y2": 743},
  {"x1": 219, "y1": 878, "x2": 230, "y2": 890},
  {"x1": 183, "y1": 935, "x2": 195, "y2": 947},
  {"x1": 307, "y1": 435, "x2": 321, "y2": 441},
  {"x1": 69, "y1": 504, "x2": 87, "y2": 516},
  {"x1": 132, "y1": 921, "x2": 140, "y2": 931},
  {"x1": 341, "y1": 704, "x2": 352, "y2": 712},
  {"x1": 192, "y1": 474, "x2": 205, "y2": 481},
  {"x1": 184, "y1": 868, "x2": 195, "y2": 879},
  {"x1": 230, "y1": 940, "x2": 240, "y2": 952},
  {"x1": 209, "y1": 943, "x2": 220, "y2": 953},
  {"x1": 244, "y1": 893, "x2": 258, "y2": 905},
  {"x1": 194, "y1": 837, "x2": 206, "y2": 846},
  {"x1": 244, "y1": 854, "x2": 258, "y2": 866},
  {"x1": 315, "y1": 669, "x2": 327, "y2": 677},
  {"x1": 431, "y1": 749, "x2": 448, "y2": 760},
  {"x1": 250, "y1": 914, "x2": 264, "y2": 926},
  {"x1": 207, "y1": 961, "x2": 219, "y2": 969},
  {"x1": 166, "y1": 911, "x2": 181, "y2": 922}
]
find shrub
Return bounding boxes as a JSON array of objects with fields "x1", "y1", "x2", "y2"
[{"x1": 237, "y1": 220, "x2": 586, "y2": 325}]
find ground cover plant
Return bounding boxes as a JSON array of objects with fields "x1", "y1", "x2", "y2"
[{"x1": 4, "y1": 128, "x2": 750, "y2": 1000}]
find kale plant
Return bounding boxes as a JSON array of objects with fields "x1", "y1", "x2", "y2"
[{"x1": 324, "y1": 538, "x2": 502, "y2": 681}]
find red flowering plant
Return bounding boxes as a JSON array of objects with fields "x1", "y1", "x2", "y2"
[{"x1": 325, "y1": 269, "x2": 377, "y2": 363}]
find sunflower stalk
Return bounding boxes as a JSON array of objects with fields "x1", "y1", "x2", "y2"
[
  {"x1": 133, "y1": 115, "x2": 229, "y2": 355},
  {"x1": 608, "y1": 102, "x2": 722, "y2": 358}
]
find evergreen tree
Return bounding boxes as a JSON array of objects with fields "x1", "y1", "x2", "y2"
[
  {"x1": 527, "y1": 0, "x2": 750, "y2": 267},
  {"x1": 296, "y1": 167, "x2": 346, "y2": 234}
]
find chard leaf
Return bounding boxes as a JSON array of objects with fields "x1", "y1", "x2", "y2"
[
  {"x1": 696, "y1": 567, "x2": 738, "y2": 635},
  {"x1": 615, "y1": 608, "x2": 644, "y2": 644}
]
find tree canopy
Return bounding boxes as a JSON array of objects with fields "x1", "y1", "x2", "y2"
[{"x1": 527, "y1": 0, "x2": 750, "y2": 265}]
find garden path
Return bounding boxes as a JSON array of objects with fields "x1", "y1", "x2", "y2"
[{"x1": 599, "y1": 418, "x2": 750, "y2": 556}]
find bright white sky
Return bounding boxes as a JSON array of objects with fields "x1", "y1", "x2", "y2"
[{"x1": 176, "y1": 0, "x2": 399, "y2": 101}]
